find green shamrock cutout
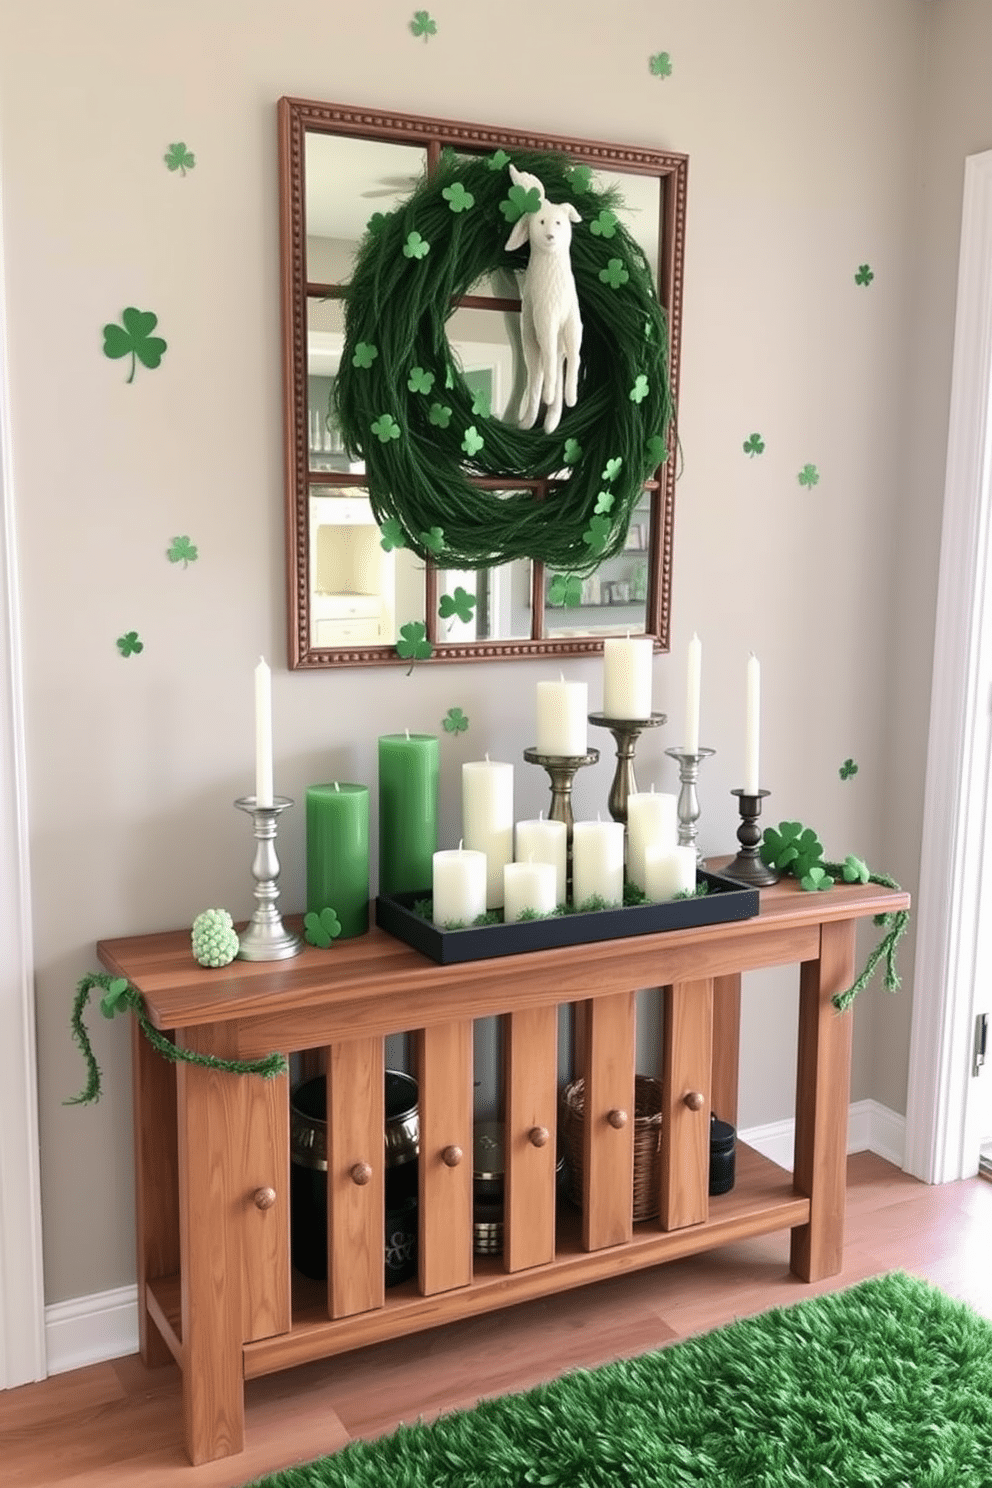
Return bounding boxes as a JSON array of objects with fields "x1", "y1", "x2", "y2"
[
  {"x1": 601, "y1": 457, "x2": 623, "y2": 482},
  {"x1": 743, "y1": 432, "x2": 765, "y2": 457},
  {"x1": 842, "y1": 855, "x2": 870, "y2": 884},
  {"x1": 420, "y1": 526, "x2": 445, "y2": 555},
  {"x1": 371, "y1": 413, "x2": 401, "y2": 443},
  {"x1": 367, "y1": 212, "x2": 389, "y2": 237},
  {"x1": 462, "y1": 425, "x2": 484, "y2": 457},
  {"x1": 409, "y1": 10, "x2": 437, "y2": 40},
  {"x1": 567, "y1": 164, "x2": 593, "y2": 193},
  {"x1": 352, "y1": 342, "x2": 378, "y2": 369},
  {"x1": 590, "y1": 209, "x2": 618, "y2": 239},
  {"x1": 582, "y1": 514, "x2": 612, "y2": 555},
  {"x1": 117, "y1": 630, "x2": 144, "y2": 657},
  {"x1": 379, "y1": 519, "x2": 407, "y2": 552},
  {"x1": 548, "y1": 573, "x2": 583, "y2": 607},
  {"x1": 102, "y1": 308, "x2": 167, "y2": 383},
  {"x1": 854, "y1": 264, "x2": 874, "y2": 287},
  {"x1": 594, "y1": 490, "x2": 615, "y2": 514},
  {"x1": 396, "y1": 621, "x2": 433, "y2": 667},
  {"x1": 800, "y1": 865, "x2": 835, "y2": 893},
  {"x1": 798, "y1": 463, "x2": 820, "y2": 489},
  {"x1": 470, "y1": 388, "x2": 490, "y2": 418},
  {"x1": 630, "y1": 374, "x2": 649, "y2": 404},
  {"x1": 443, "y1": 706, "x2": 469, "y2": 734},
  {"x1": 439, "y1": 587, "x2": 477, "y2": 624},
  {"x1": 839, "y1": 757, "x2": 859, "y2": 781},
  {"x1": 408, "y1": 366, "x2": 435, "y2": 395},
  {"x1": 403, "y1": 231, "x2": 430, "y2": 259},
  {"x1": 649, "y1": 52, "x2": 673, "y2": 78},
  {"x1": 563, "y1": 438, "x2": 582, "y2": 465},
  {"x1": 442, "y1": 182, "x2": 475, "y2": 213},
  {"x1": 501, "y1": 183, "x2": 542, "y2": 225},
  {"x1": 99, "y1": 977, "x2": 132, "y2": 1018},
  {"x1": 646, "y1": 434, "x2": 666, "y2": 465},
  {"x1": 599, "y1": 258, "x2": 630, "y2": 289},
  {"x1": 164, "y1": 142, "x2": 195, "y2": 175},
  {"x1": 167, "y1": 535, "x2": 198, "y2": 567},
  {"x1": 487, "y1": 149, "x2": 511, "y2": 172},
  {"x1": 304, "y1": 908, "x2": 342, "y2": 948},
  {"x1": 760, "y1": 822, "x2": 824, "y2": 879},
  {"x1": 429, "y1": 403, "x2": 453, "y2": 428}
]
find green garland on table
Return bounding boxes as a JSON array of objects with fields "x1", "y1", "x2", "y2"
[
  {"x1": 66, "y1": 972, "x2": 287, "y2": 1106},
  {"x1": 335, "y1": 148, "x2": 673, "y2": 570},
  {"x1": 759, "y1": 823, "x2": 910, "y2": 1012}
]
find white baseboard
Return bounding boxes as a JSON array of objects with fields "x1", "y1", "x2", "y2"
[
  {"x1": 41, "y1": 1100, "x2": 907, "y2": 1378},
  {"x1": 740, "y1": 1098, "x2": 906, "y2": 1172},
  {"x1": 45, "y1": 1284, "x2": 139, "y2": 1376}
]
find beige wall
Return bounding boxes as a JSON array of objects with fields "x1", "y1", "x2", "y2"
[{"x1": 0, "y1": 0, "x2": 946, "y2": 1305}]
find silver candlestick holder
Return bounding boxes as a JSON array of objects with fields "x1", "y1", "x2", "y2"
[
  {"x1": 664, "y1": 746, "x2": 716, "y2": 862},
  {"x1": 233, "y1": 795, "x2": 304, "y2": 960},
  {"x1": 588, "y1": 711, "x2": 667, "y2": 824},
  {"x1": 722, "y1": 788, "x2": 780, "y2": 887}
]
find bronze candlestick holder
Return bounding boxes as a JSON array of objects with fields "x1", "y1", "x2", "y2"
[
  {"x1": 588, "y1": 711, "x2": 666, "y2": 824},
  {"x1": 722, "y1": 789, "x2": 780, "y2": 887},
  {"x1": 663, "y1": 746, "x2": 716, "y2": 861}
]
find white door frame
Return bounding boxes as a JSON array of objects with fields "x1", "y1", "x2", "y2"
[
  {"x1": 905, "y1": 150, "x2": 992, "y2": 1184},
  {"x1": 0, "y1": 151, "x2": 46, "y2": 1387}
]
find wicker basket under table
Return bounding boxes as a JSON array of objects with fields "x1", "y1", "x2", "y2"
[{"x1": 560, "y1": 1074, "x2": 664, "y2": 1222}]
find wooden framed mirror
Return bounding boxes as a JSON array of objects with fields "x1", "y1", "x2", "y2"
[{"x1": 279, "y1": 97, "x2": 687, "y2": 669}]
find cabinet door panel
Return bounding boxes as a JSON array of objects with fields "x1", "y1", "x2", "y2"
[
  {"x1": 327, "y1": 1037, "x2": 385, "y2": 1318},
  {"x1": 504, "y1": 1005, "x2": 558, "y2": 1272},
  {"x1": 661, "y1": 978, "x2": 713, "y2": 1230},
  {"x1": 582, "y1": 992, "x2": 636, "y2": 1251},
  {"x1": 416, "y1": 1021, "x2": 473, "y2": 1295}
]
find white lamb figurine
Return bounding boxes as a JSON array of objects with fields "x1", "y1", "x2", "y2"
[{"x1": 504, "y1": 165, "x2": 582, "y2": 434}]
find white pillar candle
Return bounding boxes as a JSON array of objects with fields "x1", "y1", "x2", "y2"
[
  {"x1": 572, "y1": 819, "x2": 625, "y2": 909},
  {"x1": 644, "y1": 844, "x2": 697, "y2": 902},
  {"x1": 515, "y1": 815, "x2": 568, "y2": 905},
  {"x1": 432, "y1": 847, "x2": 487, "y2": 927},
  {"x1": 626, "y1": 788, "x2": 679, "y2": 892},
  {"x1": 744, "y1": 652, "x2": 760, "y2": 794},
  {"x1": 254, "y1": 656, "x2": 273, "y2": 807},
  {"x1": 603, "y1": 635, "x2": 654, "y2": 720},
  {"x1": 462, "y1": 758, "x2": 514, "y2": 908},
  {"x1": 685, "y1": 633, "x2": 702, "y2": 755},
  {"x1": 536, "y1": 676, "x2": 588, "y2": 757},
  {"x1": 503, "y1": 859, "x2": 557, "y2": 924}
]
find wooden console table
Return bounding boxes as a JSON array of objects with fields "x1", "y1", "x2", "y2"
[{"x1": 98, "y1": 872, "x2": 909, "y2": 1466}]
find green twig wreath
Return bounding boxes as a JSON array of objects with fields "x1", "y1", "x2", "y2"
[
  {"x1": 335, "y1": 149, "x2": 674, "y2": 570},
  {"x1": 66, "y1": 973, "x2": 287, "y2": 1105}
]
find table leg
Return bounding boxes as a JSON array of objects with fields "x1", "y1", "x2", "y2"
[
  {"x1": 130, "y1": 1018, "x2": 179, "y2": 1368},
  {"x1": 790, "y1": 918, "x2": 856, "y2": 1281},
  {"x1": 711, "y1": 973, "x2": 741, "y2": 1127}
]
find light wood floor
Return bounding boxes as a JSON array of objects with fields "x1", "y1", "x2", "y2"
[{"x1": 3, "y1": 1153, "x2": 991, "y2": 1488}]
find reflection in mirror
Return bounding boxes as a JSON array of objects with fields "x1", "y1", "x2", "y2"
[{"x1": 280, "y1": 99, "x2": 687, "y2": 668}]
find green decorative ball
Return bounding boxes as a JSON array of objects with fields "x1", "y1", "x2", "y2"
[{"x1": 191, "y1": 908, "x2": 240, "y2": 968}]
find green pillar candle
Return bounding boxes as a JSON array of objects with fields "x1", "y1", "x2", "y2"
[
  {"x1": 378, "y1": 733, "x2": 440, "y2": 897},
  {"x1": 305, "y1": 782, "x2": 370, "y2": 938}
]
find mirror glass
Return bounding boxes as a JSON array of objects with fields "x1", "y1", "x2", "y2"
[{"x1": 281, "y1": 99, "x2": 687, "y2": 668}]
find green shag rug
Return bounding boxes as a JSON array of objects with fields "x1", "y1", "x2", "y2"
[{"x1": 247, "y1": 1272, "x2": 992, "y2": 1487}]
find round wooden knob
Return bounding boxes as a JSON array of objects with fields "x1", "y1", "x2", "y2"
[
  {"x1": 252, "y1": 1186, "x2": 276, "y2": 1211},
  {"x1": 350, "y1": 1161, "x2": 373, "y2": 1186},
  {"x1": 528, "y1": 1125, "x2": 550, "y2": 1147},
  {"x1": 683, "y1": 1091, "x2": 706, "y2": 1112},
  {"x1": 606, "y1": 1108, "x2": 628, "y2": 1129},
  {"x1": 441, "y1": 1145, "x2": 463, "y2": 1167}
]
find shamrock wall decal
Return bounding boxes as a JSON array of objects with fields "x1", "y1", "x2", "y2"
[
  {"x1": 403, "y1": 231, "x2": 430, "y2": 259},
  {"x1": 854, "y1": 263, "x2": 875, "y2": 287},
  {"x1": 167, "y1": 535, "x2": 198, "y2": 567},
  {"x1": 743, "y1": 432, "x2": 765, "y2": 457},
  {"x1": 164, "y1": 142, "x2": 195, "y2": 175},
  {"x1": 379, "y1": 519, "x2": 407, "y2": 552},
  {"x1": 797, "y1": 463, "x2": 820, "y2": 489},
  {"x1": 371, "y1": 413, "x2": 401, "y2": 443},
  {"x1": 304, "y1": 908, "x2": 342, "y2": 949},
  {"x1": 839, "y1": 757, "x2": 859, "y2": 781},
  {"x1": 409, "y1": 10, "x2": 437, "y2": 40},
  {"x1": 649, "y1": 52, "x2": 673, "y2": 78},
  {"x1": 352, "y1": 342, "x2": 378, "y2": 368},
  {"x1": 102, "y1": 308, "x2": 167, "y2": 383},
  {"x1": 599, "y1": 258, "x2": 630, "y2": 289},
  {"x1": 116, "y1": 630, "x2": 144, "y2": 657},
  {"x1": 548, "y1": 573, "x2": 583, "y2": 607},
  {"x1": 439, "y1": 587, "x2": 477, "y2": 625},
  {"x1": 443, "y1": 706, "x2": 469, "y2": 734},
  {"x1": 396, "y1": 621, "x2": 433, "y2": 670}
]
